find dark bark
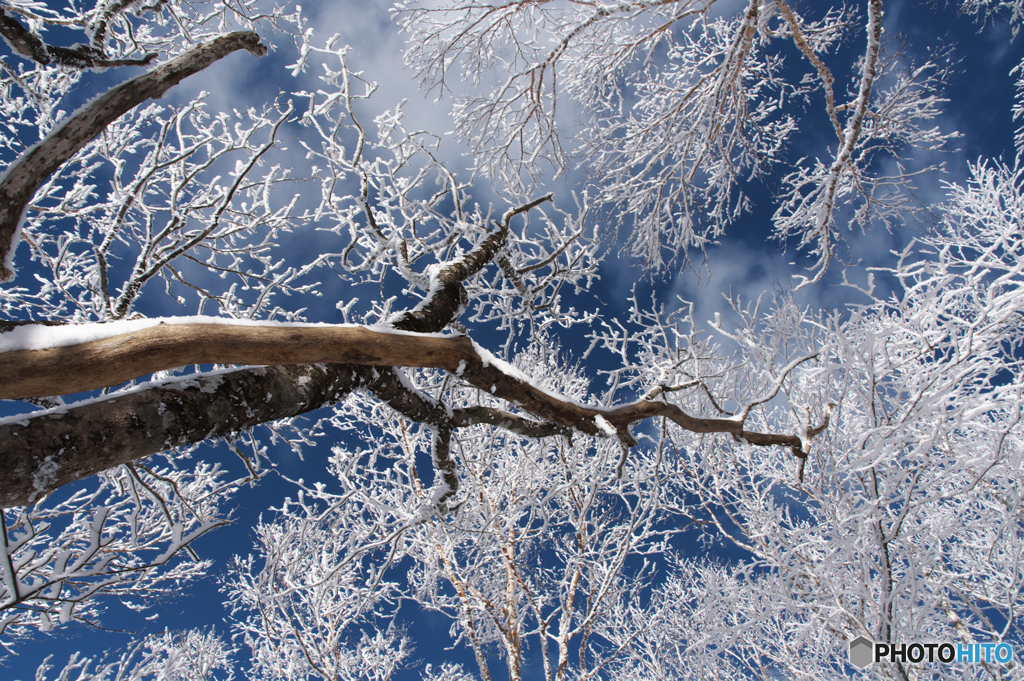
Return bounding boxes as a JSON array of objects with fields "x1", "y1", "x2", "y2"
[
  {"x1": 388, "y1": 281, "x2": 470, "y2": 335},
  {"x1": 0, "y1": 363, "x2": 370, "y2": 508},
  {"x1": 0, "y1": 31, "x2": 267, "y2": 282},
  {"x1": 0, "y1": 9, "x2": 158, "y2": 68},
  {"x1": 388, "y1": 193, "x2": 552, "y2": 332},
  {"x1": 363, "y1": 367, "x2": 461, "y2": 510},
  {"x1": 451, "y1": 406, "x2": 572, "y2": 439}
]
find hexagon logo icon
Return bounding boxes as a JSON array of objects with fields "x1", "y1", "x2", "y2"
[{"x1": 849, "y1": 636, "x2": 874, "y2": 669}]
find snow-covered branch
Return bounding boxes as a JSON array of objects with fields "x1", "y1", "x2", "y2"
[
  {"x1": 0, "y1": 30, "x2": 267, "y2": 283},
  {"x1": 0, "y1": 317, "x2": 829, "y2": 508}
]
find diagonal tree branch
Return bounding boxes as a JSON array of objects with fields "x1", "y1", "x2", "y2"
[
  {"x1": 0, "y1": 30, "x2": 267, "y2": 282},
  {"x1": 388, "y1": 193, "x2": 553, "y2": 333}
]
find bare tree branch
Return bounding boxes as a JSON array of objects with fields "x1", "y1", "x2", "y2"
[
  {"x1": 0, "y1": 320, "x2": 829, "y2": 507},
  {"x1": 0, "y1": 30, "x2": 267, "y2": 282},
  {"x1": 388, "y1": 193, "x2": 553, "y2": 333},
  {"x1": 0, "y1": 9, "x2": 157, "y2": 69},
  {"x1": 451, "y1": 406, "x2": 572, "y2": 439},
  {"x1": 0, "y1": 324, "x2": 477, "y2": 400}
]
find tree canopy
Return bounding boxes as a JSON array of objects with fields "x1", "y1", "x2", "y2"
[{"x1": 1, "y1": 1, "x2": 1023, "y2": 679}]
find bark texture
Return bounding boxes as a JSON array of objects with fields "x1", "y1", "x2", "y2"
[
  {"x1": 0, "y1": 324, "x2": 477, "y2": 399},
  {"x1": 0, "y1": 322, "x2": 827, "y2": 508},
  {"x1": 0, "y1": 363, "x2": 368, "y2": 507}
]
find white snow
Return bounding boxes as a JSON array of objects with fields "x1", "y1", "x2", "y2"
[
  {"x1": 593, "y1": 415, "x2": 617, "y2": 437},
  {"x1": 31, "y1": 456, "x2": 60, "y2": 498},
  {"x1": 468, "y1": 338, "x2": 596, "y2": 410},
  {"x1": 470, "y1": 339, "x2": 530, "y2": 382}
]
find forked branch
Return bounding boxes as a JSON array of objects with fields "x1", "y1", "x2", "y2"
[
  {"x1": 0, "y1": 9, "x2": 157, "y2": 69},
  {"x1": 0, "y1": 320, "x2": 830, "y2": 508},
  {"x1": 0, "y1": 30, "x2": 268, "y2": 282}
]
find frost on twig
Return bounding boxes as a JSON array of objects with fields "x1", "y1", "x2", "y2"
[
  {"x1": 0, "y1": 9, "x2": 156, "y2": 69},
  {"x1": 0, "y1": 3, "x2": 1021, "y2": 672},
  {"x1": 396, "y1": 0, "x2": 957, "y2": 277},
  {"x1": 0, "y1": 29, "x2": 828, "y2": 511},
  {"x1": 0, "y1": 30, "x2": 267, "y2": 283},
  {"x1": 33, "y1": 627, "x2": 236, "y2": 679},
  {"x1": 1, "y1": 459, "x2": 234, "y2": 644}
]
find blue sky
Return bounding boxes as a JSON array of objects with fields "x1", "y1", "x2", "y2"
[{"x1": 4, "y1": 0, "x2": 1024, "y2": 677}]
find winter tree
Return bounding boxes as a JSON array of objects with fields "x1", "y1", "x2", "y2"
[
  {"x1": 32, "y1": 627, "x2": 236, "y2": 681},
  {"x1": 0, "y1": 0, "x2": 1022, "y2": 679}
]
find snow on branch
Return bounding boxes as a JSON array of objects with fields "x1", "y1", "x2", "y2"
[
  {"x1": 1, "y1": 463, "x2": 235, "y2": 643},
  {"x1": 396, "y1": 0, "x2": 957, "y2": 276},
  {"x1": 0, "y1": 30, "x2": 267, "y2": 283},
  {"x1": 0, "y1": 9, "x2": 156, "y2": 69},
  {"x1": 0, "y1": 322, "x2": 479, "y2": 399},
  {"x1": 0, "y1": 318, "x2": 830, "y2": 508}
]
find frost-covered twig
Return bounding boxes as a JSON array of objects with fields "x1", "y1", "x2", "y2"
[{"x1": 0, "y1": 30, "x2": 267, "y2": 282}]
